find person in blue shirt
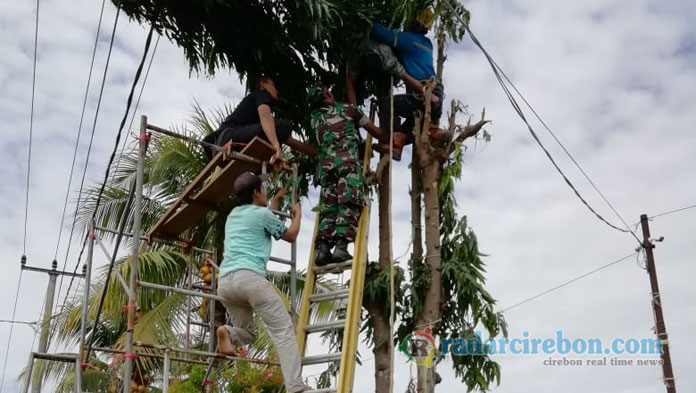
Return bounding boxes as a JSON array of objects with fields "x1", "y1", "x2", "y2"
[
  {"x1": 371, "y1": 9, "x2": 450, "y2": 160},
  {"x1": 216, "y1": 172, "x2": 311, "y2": 393}
]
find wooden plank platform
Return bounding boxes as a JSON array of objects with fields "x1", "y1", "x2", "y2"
[{"x1": 147, "y1": 137, "x2": 276, "y2": 241}]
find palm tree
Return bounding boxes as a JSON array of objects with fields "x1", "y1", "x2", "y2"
[{"x1": 45, "y1": 104, "x2": 338, "y2": 392}]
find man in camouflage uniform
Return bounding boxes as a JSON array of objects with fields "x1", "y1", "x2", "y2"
[{"x1": 309, "y1": 88, "x2": 385, "y2": 266}]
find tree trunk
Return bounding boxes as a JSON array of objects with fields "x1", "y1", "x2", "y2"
[
  {"x1": 412, "y1": 20, "x2": 448, "y2": 393},
  {"x1": 411, "y1": 148, "x2": 423, "y2": 264},
  {"x1": 369, "y1": 158, "x2": 393, "y2": 393},
  {"x1": 414, "y1": 154, "x2": 442, "y2": 393},
  {"x1": 370, "y1": 297, "x2": 392, "y2": 393}
]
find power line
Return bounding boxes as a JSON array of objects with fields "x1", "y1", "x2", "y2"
[
  {"x1": 489, "y1": 45, "x2": 639, "y2": 242},
  {"x1": 5, "y1": 0, "x2": 39, "y2": 389},
  {"x1": 55, "y1": 3, "x2": 122, "y2": 314},
  {"x1": 53, "y1": 0, "x2": 109, "y2": 262},
  {"x1": 0, "y1": 270, "x2": 24, "y2": 393},
  {"x1": 649, "y1": 203, "x2": 696, "y2": 220},
  {"x1": 501, "y1": 252, "x2": 636, "y2": 312},
  {"x1": 86, "y1": 27, "x2": 157, "y2": 361},
  {"x1": 110, "y1": 33, "x2": 161, "y2": 184},
  {"x1": 23, "y1": 0, "x2": 41, "y2": 255},
  {"x1": 442, "y1": 0, "x2": 641, "y2": 244}
]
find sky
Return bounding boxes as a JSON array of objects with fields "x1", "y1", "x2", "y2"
[{"x1": 1, "y1": 0, "x2": 695, "y2": 392}]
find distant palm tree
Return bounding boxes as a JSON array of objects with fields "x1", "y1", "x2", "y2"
[{"x1": 43, "y1": 104, "x2": 337, "y2": 392}]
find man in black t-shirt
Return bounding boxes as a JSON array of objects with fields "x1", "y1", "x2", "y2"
[{"x1": 204, "y1": 77, "x2": 315, "y2": 165}]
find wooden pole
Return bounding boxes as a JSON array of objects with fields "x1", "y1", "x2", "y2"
[{"x1": 640, "y1": 215, "x2": 676, "y2": 393}]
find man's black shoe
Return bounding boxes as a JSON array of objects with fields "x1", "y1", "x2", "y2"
[
  {"x1": 332, "y1": 238, "x2": 353, "y2": 263},
  {"x1": 315, "y1": 240, "x2": 333, "y2": 266}
]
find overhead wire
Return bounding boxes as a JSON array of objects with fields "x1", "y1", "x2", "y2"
[
  {"x1": 110, "y1": 34, "x2": 161, "y2": 184},
  {"x1": 56, "y1": 3, "x2": 123, "y2": 314},
  {"x1": 501, "y1": 252, "x2": 637, "y2": 312},
  {"x1": 84, "y1": 26, "x2": 157, "y2": 361},
  {"x1": 441, "y1": 0, "x2": 641, "y2": 245},
  {"x1": 648, "y1": 203, "x2": 696, "y2": 220},
  {"x1": 23, "y1": 0, "x2": 41, "y2": 255},
  {"x1": 53, "y1": 0, "x2": 109, "y2": 262},
  {"x1": 0, "y1": 271, "x2": 25, "y2": 393},
  {"x1": 4, "y1": 0, "x2": 40, "y2": 389}
]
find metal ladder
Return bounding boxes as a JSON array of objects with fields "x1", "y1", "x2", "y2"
[{"x1": 295, "y1": 122, "x2": 375, "y2": 393}]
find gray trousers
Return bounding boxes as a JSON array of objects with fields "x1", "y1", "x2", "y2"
[{"x1": 218, "y1": 270, "x2": 305, "y2": 392}]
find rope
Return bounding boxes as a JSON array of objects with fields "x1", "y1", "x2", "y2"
[
  {"x1": 441, "y1": 0, "x2": 641, "y2": 244},
  {"x1": 56, "y1": 2, "x2": 123, "y2": 314},
  {"x1": 387, "y1": 79, "x2": 396, "y2": 393},
  {"x1": 23, "y1": 0, "x2": 41, "y2": 255},
  {"x1": 0, "y1": 270, "x2": 24, "y2": 393},
  {"x1": 53, "y1": 0, "x2": 109, "y2": 261}
]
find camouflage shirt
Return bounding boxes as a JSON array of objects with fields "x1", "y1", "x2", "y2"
[{"x1": 311, "y1": 103, "x2": 368, "y2": 177}]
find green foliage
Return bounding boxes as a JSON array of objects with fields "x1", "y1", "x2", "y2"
[
  {"x1": 361, "y1": 261, "x2": 406, "y2": 344},
  {"x1": 169, "y1": 365, "x2": 206, "y2": 393},
  {"x1": 433, "y1": 140, "x2": 507, "y2": 391},
  {"x1": 222, "y1": 362, "x2": 283, "y2": 393}
]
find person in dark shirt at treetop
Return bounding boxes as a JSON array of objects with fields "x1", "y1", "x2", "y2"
[
  {"x1": 371, "y1": 8, "x2": 451, "y2": 161},
  {"x1": 203, "y1": 76, "x2": 315, "y2": 168}
]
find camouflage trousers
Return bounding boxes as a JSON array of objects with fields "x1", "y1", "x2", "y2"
[{"x1": 317, "y1": 167, "x2": 364, "y2": 243}]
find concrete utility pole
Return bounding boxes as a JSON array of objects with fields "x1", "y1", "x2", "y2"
[
  {"x1": 640, "y1": 214, "x2": 676, "y2": 393},
  {"x1": 20, "y1": 258, "x2": 86, "y2": 393}
]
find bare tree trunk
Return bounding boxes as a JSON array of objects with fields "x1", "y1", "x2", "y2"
[
  {"x1": 412, "y1": 21, "x2": 448, "y2": 393},
  {"x1": 414, "y1": 150, "x2": 441, "y2": 393},
  {"x1": 411, "y1": 148, "x2": 423, "y2": 264},
  {"x1": 369, "y1": 158, "x2": 393, "y2": 393}
]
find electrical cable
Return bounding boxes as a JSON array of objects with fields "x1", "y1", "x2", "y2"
[
  {"x1": 501, "y1": 252, "x2": 637, "y2": 312},
  {"x1": 53, "y1": 0, "x2": 109, "y2": 262},
  {"x1": 441, "y1": 0, "x2": 641, "y2": 244},
  {"x1": 55, "y1": 2, "x2": 123, "y2": 314}
]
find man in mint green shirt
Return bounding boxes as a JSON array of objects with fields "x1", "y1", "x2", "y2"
[{"x1": 216, "y1": 172, "x2": 309, "y2": 393}]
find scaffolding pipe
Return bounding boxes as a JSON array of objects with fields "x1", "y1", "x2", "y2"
[
  {"x1": 79, "y1": 220, "x2": 95, "y2": 360},
  {"x1": 185, "y1": 250, "x2": 193, "y2": 353},
  {"x1": 132, "y1": 342, "x2": 278, "y2": 366},
  {"x1": 290, "y1": 164, "x2": 298, "y2": 316},
  {"x1": 95, "y1": 226, "x2": 195, "y2": 250},
  {"x1": 206, "y1": 249, "x2": 218, "y2": 393},
  {"x1": 74, "y1": 357, "x2": 82, "y2": 393},
  {"x1": 146, "y1": 123, "x2": 264, "y2": 165},
  {"x1": 123, "y1": 116, "x2": 148, "y2": 393},
  {"x1": 92, "y1": 347, "x2": 207, "y2": 365},
  {"x1": 162, "y1": 350, "x2": 170, "y2": 393},
  {"x1": 138, "y1": 280, "x2": 226, "y2": 302},
  {"x1": 20, "y1": 353, "x2": 35, "y2": 393}
]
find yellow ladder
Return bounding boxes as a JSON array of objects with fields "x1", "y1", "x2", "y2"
[{"x1": 295, "y1": 129, "x2": 373, "y2": 393}]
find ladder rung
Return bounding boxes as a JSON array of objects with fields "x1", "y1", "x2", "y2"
[
  {"x1": 305, "y1": 320, "x2": 345, "y2": 333},
  {"x1": 309, "y1": 289, "x2": 350, "y2": 303},
  {"x1": 313, "y1": 260, "x2": 353, "y2": 274},
  {"x1": 305, "y1": 389, "x2": 337, "y2": 393},
  {"x1": 302, "y1": 353, "x2": 342, "y2": 365}
]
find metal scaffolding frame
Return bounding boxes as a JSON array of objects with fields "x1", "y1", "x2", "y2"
[
  {"x1": 114, "y1": 115, "x2": 299, "y2": 393},
  {"x1": 20, "y1": 115, "x2": 299, "y2": 393}
]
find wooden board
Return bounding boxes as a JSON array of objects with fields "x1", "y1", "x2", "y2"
[
  {"x1": 146, "y1": 151, "x2": 226, "y2": 240},
  {"x1": 147, "y1": 137, "x2": 276, "y2": 241},
  {"x1": 195, "y1": 138, "x2": 275, "y2": 206}
]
